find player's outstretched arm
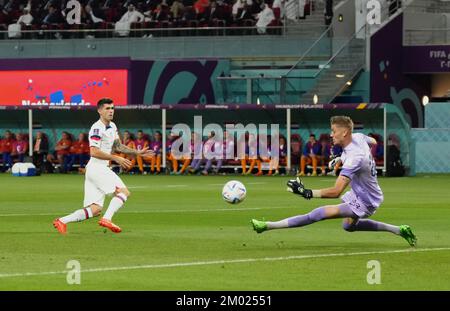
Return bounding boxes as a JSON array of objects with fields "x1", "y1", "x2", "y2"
[
  {"x1": 90, "y1": 146, "x2": 132, "y2": 169},
  {"x1": 287, "y1": 175, "x2": 350, "y2": 199},
  {"x1": 112, "y1": 139, "x2": 154, "y2": 158}
]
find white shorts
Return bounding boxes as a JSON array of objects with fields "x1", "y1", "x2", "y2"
[
  {"x1": 341, "y1": 191, "x2": 377, "y2": 218},
  {"x1": 83, "y1": 162, "x2": 126, "y2": 208}
]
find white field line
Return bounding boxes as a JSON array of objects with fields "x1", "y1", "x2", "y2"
[
  {"x1": 1, "y1": 247, "x2": 449, "y2": 279},
  {"x1": 0, "y1": 205, "x2": 295, "y2": 217}
]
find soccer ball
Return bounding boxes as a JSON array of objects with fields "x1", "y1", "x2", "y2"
[{"x1": 222, "y1": 180, "x2": 246, "y2": 204}]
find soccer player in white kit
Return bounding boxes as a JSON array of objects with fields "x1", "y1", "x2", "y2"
[
  {"x1": 53, "y1": 98, "x2": 153, "y2": 234},
  {"x1": 251, "y1": 116, "x2": 417, "y2": 246}
]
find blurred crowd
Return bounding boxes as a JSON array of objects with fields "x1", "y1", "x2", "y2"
[{"x1": 0, "y1": 0, "x2": 290, "y2": 37}]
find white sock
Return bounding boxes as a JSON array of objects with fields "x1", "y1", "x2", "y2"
[
  {"x1": 266, "y1": 219, "x2": 289, "y2": 230},
  {"x1": 103, "y1": 193, "x2": 127, "y2": 221},
  {"x1": 60, "y1": 207, "x2": 93, "y2": 224}
]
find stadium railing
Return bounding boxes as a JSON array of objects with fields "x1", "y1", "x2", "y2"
[{"x1": 0, "y1": 22, "x2": 329, "y2": 40}]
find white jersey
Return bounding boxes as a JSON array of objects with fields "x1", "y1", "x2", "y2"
[{"x1": 88, "y1": 119, "x2": 119, "y2": 166}]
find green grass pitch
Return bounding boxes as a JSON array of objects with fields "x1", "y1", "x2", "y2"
[{"x1": 0, "y1": 173, "x2": 449, "y2": 290}]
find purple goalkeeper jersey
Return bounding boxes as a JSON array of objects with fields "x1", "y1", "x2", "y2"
[{"x1": 340, "y1": 133, "x2": 384, "y2": 208}]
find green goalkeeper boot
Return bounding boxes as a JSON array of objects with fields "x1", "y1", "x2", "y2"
[
  {"x1": 399, "y1": 225, "x2": 417, "y2": 247},
  {"x1": 251, "y1": 219, "x2": 268, "y2": 234}
]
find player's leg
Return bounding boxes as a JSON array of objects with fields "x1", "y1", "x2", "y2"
[
  {"x1": 311, "y1": 155, "x2": 318, "y2": 176},
  {"x1": 168, "y1": 153, "x2": 178, "y2": 173},
  {"x1": 136, "y1": 155, "x2": 144, "y2": 173},
  {"x1": 341, "y1": 204, "x2": 417, "y2": 246},
  {"x1": 57, "y1": 154, "x2": 65, "y2": 173},
  {"x1": 97, "y1": 168, "x2": 130, "y2": 233},
  {"x1": 247, "y1": 158, "x2": 257, "y2": 175},
  {"x1": 150, "y1": 155, "x2": 156, "y2": 173},
  {"x1": 156, "y1": 155, "x2": 161, "y2": 173},
  {"x1": 53, "y1": 203, "x2": 102, "y2": 235},
  {"x1": 241, "y1": 157, "x2": 247, "y2": 174},
  {"x1": 102, "y1": 187, "x2": 130, "y2": 222},
  {"x1": 318, "y1": 155, "x2": 325, "y2": 176},
  {"x1": 129, "y1": 157, "x2": 136, "y2": 172},
  {"x1": 298, "y1": 155, "x2": 309, "y2": 176},
  {"x1": 254, "y1": 159, "x2": 263, "y2": 176},
  {"x1": 251, "y1": 204, "x2": 354, "y2": 233},
  {"x1": 202, "y1": 159, "x2": 213, "y2": 175},
  {"x1": 53, "y1": 173, "x2": 106, "y2": 234},
  {"x1": 214, "y1": 159, "x2": 223, "y2": 174},
  {"x1": 179, "y1": 157, "x2": 190, "y2": 174}
]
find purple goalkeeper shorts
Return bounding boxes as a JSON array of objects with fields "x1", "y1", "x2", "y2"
[{"x1": 341, "y1": 191, "x2": 378, "y2": 218}]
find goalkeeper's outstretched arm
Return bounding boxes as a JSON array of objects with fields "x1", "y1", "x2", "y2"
[
  {"x1": 287, "y1": 175, "x2": 350, "y2": 199},
  {"x1": 315, "y1": 175, "x2": 351, "y2": 198}
]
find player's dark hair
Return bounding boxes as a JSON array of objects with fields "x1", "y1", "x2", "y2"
[{"x1": 97, "y1": 98, "x2": 114, "y2": 109}]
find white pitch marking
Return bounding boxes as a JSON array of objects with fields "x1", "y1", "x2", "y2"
[
  {"x1": 0, "y1": 205, "x2": 293, "y2": 217},
  {"x1": 1, "y1": 247, "x2": 449, "y2": 279}
]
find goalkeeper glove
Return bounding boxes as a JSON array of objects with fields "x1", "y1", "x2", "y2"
[
  {"x1": 287, "y1": 177, "x2": 313, "y2": 200},
  {"x1": 328, "y1": 156, "x2": 342, "y2": 170}
]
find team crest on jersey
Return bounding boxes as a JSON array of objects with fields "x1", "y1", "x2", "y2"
[{"x1": 93, "y1": 128, "x2": 99, "y2": 135}]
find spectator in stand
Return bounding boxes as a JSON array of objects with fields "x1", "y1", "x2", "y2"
[
  {"x1": 201, "y1": 131, "x2": 223, "y2": 175},
  {"x1": 16, "y1": 6, "x2": 34, "y2": 25},
  {"x1": 170, "y1": 0, "x2": 184, "y2": 21},
  {"x1": 188, "y1": 132, "x2": 205, "y2": 174},
  {"x1": 175, "y1": 132, "x2": 195, "y2": 175},
  {"x1": 1, "y1": 130, "x2": 15, "y2": 172},
  {"x1": 135, "y1": 130, "x2": 151, "y2": 174},
  {"x1": 368, "y1": 133, "x2": 384, "y2": 164},
  {"x1": 166, "y1": 133, "x2": 180, "y2": 174},
  {"x1": 220, "y1": 130, "x2": 235, "y2": 174},
  {"x1": 290, "y1": 134, "x2": 302, "y2": 174},
  {"x1": 42, "y1": 4, "x2": 64, "y2": 24},
  {"x1": 231, "y1": 0, "x2": 244, "y2": 20},
  {"x1": 194, "y1": 0, "x2": 209, "y2": 19},
  {"x1": 85, "y1": 1, "x2": 105, "y2": 24},
  {"x1": 241, "y1": 133, "x2": 257, "y2": 175},
  {"x1": 47, "y1": 131, "x2": 72, "y2": 173},
  {"x1": 271, "y1": 0, "x2": 285, "y2": 19},
  {"x1": 330, "y1": 143, "x2": 343, "y2": 175},
  {"x1": 118, "y1": 2, "x2": 144, "y2": 23},
  {"x1": 235, "y1": 2, "x2": 253, "y2": 23},
  {"x1": 116, "y1": 130, "x2": 136, "y2": 173},
  {"x1": 11, "y1": 133, "x2": 28, "y2": 163},
  {"x1": 64, "y1": 132, "x2": 90, "y2": 173},
  {"x1": 298, "y1": 133, "x2": 321, "y2": 176},
  {"x1": 255, "y1": 2, "x2": 274, "y2": 34},
  {"x1": 255, "y1": 135, "x2": 270, "y2": 176},
  {"x1": 153, "y1": 3, "x2": 170, "y2": 21},
  {"x1": 268, "y1": 135, "x2": 287, "y2": 176},
  {"x1": 149, "y1": 131, "x2": 162, "y2": 174},
  {"x1": 32, "y1": 131, "x2": 49, "y2": 173},
  {"x1": 317, "y1": 137, "x2": 331, "y2": 176}
]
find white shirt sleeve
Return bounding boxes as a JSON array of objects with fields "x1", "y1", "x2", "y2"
[{"x1": 89, "y1": 126, "x2": 102, "y2": 148}]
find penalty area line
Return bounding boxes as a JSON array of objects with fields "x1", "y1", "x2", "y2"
[{"x1": 1, "y1": 247, "x2": 450, "y2": 279}]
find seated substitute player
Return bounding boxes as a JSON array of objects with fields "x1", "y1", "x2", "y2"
[
  {"x1": 52, "y1": 98, "x2": 153, "y2": 234},
  {"x1": 251, "y1": 116, "x2": 417, "y2": 247}
]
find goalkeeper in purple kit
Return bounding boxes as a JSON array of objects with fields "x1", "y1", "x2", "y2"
[{"x1": 251, "y1": 116, "x2": 417, "y2": 247}]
